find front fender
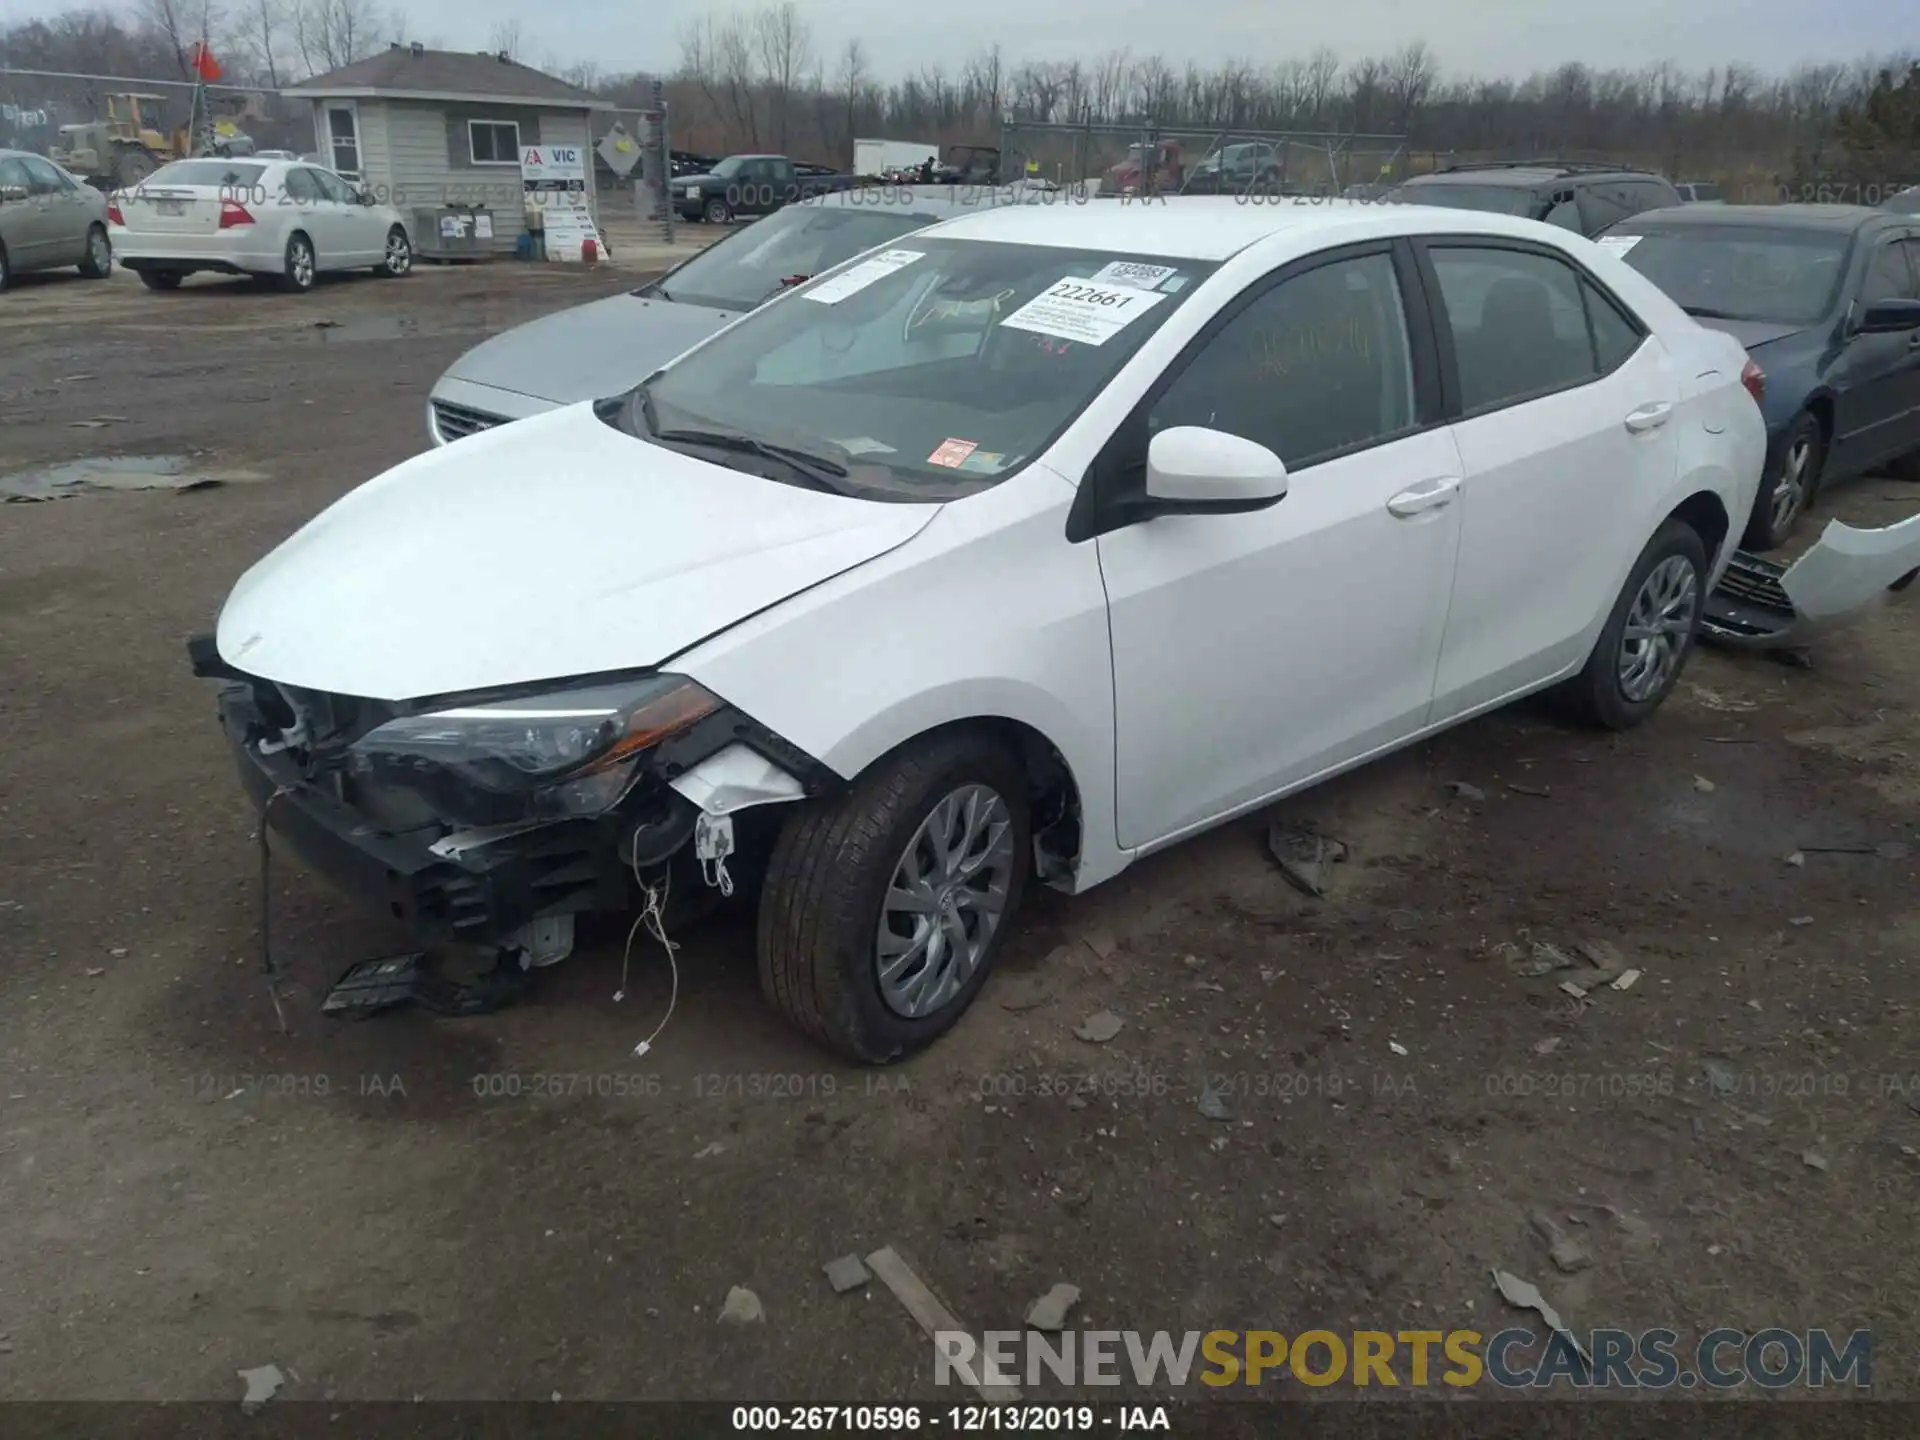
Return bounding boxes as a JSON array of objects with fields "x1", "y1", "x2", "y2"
[{"x1": 670, "y1": 466, "x2": 1129, "y2": 892}]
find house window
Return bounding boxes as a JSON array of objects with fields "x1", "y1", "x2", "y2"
[
  {"x1": 326, "y1": 105, "x2": 360, "y2": 179},
  {"x1": 468, "y1": 120, "x2": 521, "y2": 166}
]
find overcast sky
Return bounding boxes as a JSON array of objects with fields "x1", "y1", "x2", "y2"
[{"x1": 392, "y1": 0, "x2": 1907, "y2": 84}]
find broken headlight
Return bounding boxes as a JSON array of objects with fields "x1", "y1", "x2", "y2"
[{"x1": 348, "y1": 674, "x2": 719, "y2": 826}]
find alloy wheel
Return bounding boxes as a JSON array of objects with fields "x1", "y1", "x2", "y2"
[
  {"x1": 1617, "y1": 553, "x2": 1700, "y2": 702},
  {"x1": 291, "y1": 240, "x2": 314, "y2": 288},
  {"x1": 385, "y1": 232, "x2": 411, "y2": 275},
  {"x1": 874, "y1": 783, "x2": 1018, "y2": 1019},
  {"x1": 1770, "y1": 434, "x2": 1812, "y2": 533},
  {"x1": 89, "y1": 230, "x2": 111, "y2": 273}
]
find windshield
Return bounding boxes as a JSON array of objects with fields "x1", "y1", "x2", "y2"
[
  {"x1": 145, "y1": 159, "x2": 266, "y2": 187},
  {"x1": 622, "y1": 237, "x2": 1218, "y2": 500},
  {"x1": 709, "y1": 156, "x2": 745, "y2": 178},
  {"x1": 1616, "y1": 226, "x2": 1850, "y2": 325},
  {"x1": 646, "y1": 206, "x2": 939, "y2": 310},
  {"x1": 1389, "y1": 182, "x2": 1538, "y2": 217}
]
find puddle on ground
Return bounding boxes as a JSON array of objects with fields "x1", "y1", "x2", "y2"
[
  {"x1": 303, "y1": 314, "x2": 431, "y2": 342},
  {"x1": 0, "y1": 454, "x2": 267, "y2": 502}
]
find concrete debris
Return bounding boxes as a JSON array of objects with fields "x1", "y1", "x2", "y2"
[
  {"x1": 1527, "y1": 1209, "x2": 1594, "y2": 1274},
  {"x1": 1490, "y1": 1269, "x2": 1590, "y2": 1365},
  {"x1": 1693, "y1": 775, "x2": 1716, "y2": 793},
  {"x1": 1532, "y1": 1036, "x2": 1563, "y2": 1057},
  {"x1": 1197, "y1": 1082, "x2": 1234, "y2": 1122},
  {"x1": 1802, "y1": 1151, "x2": 1830, "y2": 1172},
  {"x1": 1507, "y1": 782, "x2": 1552, "y2": 798},
  {"x1": 1389, "y1": 1041, "x2": 1409, "y2": 1057},
  {"x1": 1080, "y1": 930, "x2": 1119, "y2": 963},
  {"x1": 1610, "y1": 969, "x2": 1641, "y2": 992},
  {"x1": 1024, "y1": 1283, "x2": 1081, "y2": 1332},
  {"x1": 1789, "y1": 916, "x2": 1815, "y2": 927},
  {"x1": 718, "y1": 1286, "x2": 765, "y2": 1324},
  {"x1": 238, "y1": 1364, "x2": 284, "y2": 1410},
  {"x1": 823, "y1": 1254, "x2": 872, "y2": 1294},
  {"x1": 693, "y1": 1141, "x2": 726, "y2": 1159},
  {"x1": 1785, "y1": 851, "x2": 1806, "y2": 867},
  {"x1": 867, "y1": 1245, "x2": 1022, "y2": 1403},
  {"x1": 1446, "y1": 781, "x2": 1487, "y2": 801},
  {"x1": 1265, "y1": 825, "x2": 1350, "y2": 898},
  {"x1": 1075, "y1": 1010, "x2": 1124, "y2": 1044},
  {"x1": 1520, "y1": 943, "x2": 1582, "y2": 977}
]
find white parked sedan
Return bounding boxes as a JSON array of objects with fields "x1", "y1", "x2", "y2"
[
  {"x1": 192, "y1": 200, "x2": 1764, "y2": 1060},
  {"x1": 111, "y1": 156, "x2": 412, "y2": 293}
]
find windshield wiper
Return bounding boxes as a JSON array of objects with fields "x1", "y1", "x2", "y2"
[
  {"x1": 1681, "y1": 305, "x2": 1750, "y2": 321},
  {"x1": 653, "y1": 426, "x2": 855, "y2": 495}
]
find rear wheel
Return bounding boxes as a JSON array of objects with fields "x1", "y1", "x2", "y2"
[
  {"x1": 78, "y1": 223, "x2": 112, "y2": 279},
  {"x1": 137, "y1": 268, "x2": 182, "y2": 291},
  {"x1": 1744, "y1": 411, "x2": 1823, "y2": 551},
  {"x1": 281, "y1": 232, "x2": 316, "y2": 293},
  {"x1": 757, "y1": 731, "x2": 1030, "y2": 1063},
  {"x1": 372, "y1": 226, "x2": 411, "y2": 278},
  {"x1": 1559, "y1": 518, "x2": 1708, "y2": 730}
]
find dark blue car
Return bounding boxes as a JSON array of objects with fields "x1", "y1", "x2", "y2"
[{"x1": 1601, "y1": 204, "x2": 1920, "y2": 549}]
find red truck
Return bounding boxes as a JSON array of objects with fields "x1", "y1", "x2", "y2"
[{"x1": 1100, "y1": 139, "x2": 1184, "y2": 197}]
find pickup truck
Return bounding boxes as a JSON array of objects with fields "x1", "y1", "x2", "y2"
[{"x1": 676, "y1": 154, "x2": 862, "y2": 223}]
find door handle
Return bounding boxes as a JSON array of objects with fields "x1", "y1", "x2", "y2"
[
  {"x1": 1386, "y1": 476, "x2": 1461, "y2": 517},
  {"x1": 1625, "y1": 402, "x2": 1672, "y2": 433}
]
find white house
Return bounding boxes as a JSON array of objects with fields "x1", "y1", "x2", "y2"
[{"x1": 284, "y1": 43, "x2": 612, "y2": 256}]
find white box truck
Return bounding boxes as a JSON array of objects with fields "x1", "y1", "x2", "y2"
[{"x1": 853, "y1": 138, "x2": 939, "y2": 177}]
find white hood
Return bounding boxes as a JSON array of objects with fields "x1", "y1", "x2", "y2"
[{"x1": 216, "y1": 404, "x2": 942, "y2": 701}]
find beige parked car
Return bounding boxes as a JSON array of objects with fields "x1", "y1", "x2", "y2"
[{"x1": 0, "y1": 149, "x2": 113, "y2": 290}]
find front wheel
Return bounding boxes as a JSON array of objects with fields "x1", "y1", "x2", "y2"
[
  {"x1": 757, "y1": 732, "x2": 1030, "y2": 1063},
  {"x1": 280, "y1": 232, "x2": 316, "y2": 293},
  {"x1": 703, "y1": 195, "x2": 732, "y2": 224},
  {"x1": 1558, "y1": 518, "x2": 1709, "y2": 730},
  {"x1": 373, "y1": 226, "x2": 411, "y2": 277},
  {"x1": 1744, "y1": 411, "x2": 1823, "y2": 551}
]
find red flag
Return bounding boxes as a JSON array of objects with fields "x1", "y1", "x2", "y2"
[{"x1": 188, "y1": 41, "x2": 222, "y2": 82}]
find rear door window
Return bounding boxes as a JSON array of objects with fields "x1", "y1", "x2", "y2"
[
  {"x1": 0, "y1": 156, "x2": 30, "y2": 197},
  {"x1": 1426, "y1": 244, "x2": 1602, "y2": 413},
  {"x1": 20, "y1": 156, "x2": 71, "y2": 194},
  {"x1": 283, "y1": 168, "x2": 322, "y2": 203},
  {"x1": 1862, "y1": 237, "x2": 1918, "y2": 303}
]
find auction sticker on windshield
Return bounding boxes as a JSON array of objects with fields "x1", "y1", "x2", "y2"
[
  {"x1": 1596, "y1": 235, "x2": 1643, "y2": 256},
  {"x1": 801, "y1": 249, "x2": 925, "y2": 304},
  {"x1": 928, "y1": 438, "x2": 979, "y2": 467},
  {"x1": 1088, "y1": 260, "x2": 1179, "y2": 290},
  {"x1": 1001, "y1": 278, "x2": 1170, "y2": 346}
]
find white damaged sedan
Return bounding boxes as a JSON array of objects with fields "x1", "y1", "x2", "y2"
[{"x1": 193, "y1": 200, "x2": 1764, "y2": 1060}]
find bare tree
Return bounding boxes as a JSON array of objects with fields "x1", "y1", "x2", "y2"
[
  {"x1": 242, "y1": 0, "x2": 282, "y2": 86},
  {"x1": 1384, "y1": 41, "x2": 1437, "y2": 138},
  {"x1": 754, "y1": 2, "x2": 812, "y2": 150},
  {"x1": 716, "y1": 12, "x2": 759, "y2": 147},
  {"x1": 837, "y1": 37, "x2": 870, "y2": 154},
  {"x1": 290, "y1": 0, "x2": 390, "y2": 75},
  {"x1": 488, "y1": 19, "x2": 523, "y2": 61}
]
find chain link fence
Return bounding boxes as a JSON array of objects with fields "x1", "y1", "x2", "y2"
[{"x1": 996, "y1": 120, "x2": 1408, "y2": 199}]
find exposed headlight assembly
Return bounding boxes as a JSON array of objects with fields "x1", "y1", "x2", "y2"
[{"x1": 348, "y1": 674, "x2": 720, "y2": 825}]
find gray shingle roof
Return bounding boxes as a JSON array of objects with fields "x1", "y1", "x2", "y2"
[{"x1": 284, "y1": 47, "x2": 604, "y2": 107}]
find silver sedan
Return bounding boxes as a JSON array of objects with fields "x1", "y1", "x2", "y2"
[{"x1": 0, "y1": 148, "x2": 112, "y2": 290}]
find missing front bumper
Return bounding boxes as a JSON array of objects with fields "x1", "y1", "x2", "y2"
[{"x1": 1702, "y1": 513, "x2": 1920, "y2": 649}]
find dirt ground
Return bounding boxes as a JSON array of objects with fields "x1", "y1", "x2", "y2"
[{"x1": 2, "y1": 258, "x2": 1917, "y2": 1407}]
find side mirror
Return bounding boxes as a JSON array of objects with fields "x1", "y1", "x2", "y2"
[
  {"x1": 1857, "y1": 297, "x2": 1920, "y2": 334},
  {"x1": 1144, "y1": 426, "x2": 1289, "y2": 509}
]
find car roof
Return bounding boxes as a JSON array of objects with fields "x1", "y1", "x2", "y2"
[
  {"x1": 1404, "y1": 163, "x2": 1665, "y2": 188},
  {"x1": 1611, "y1": 202, "x2": 1890, "y2": 233},
  {"x1": 795, "y1": 188, "x2": 1051, "y2": 221},
  {"x1": 912, "y1": 197, "x2": 1575, "y2": 261}
]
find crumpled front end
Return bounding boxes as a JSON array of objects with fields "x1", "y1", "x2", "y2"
[{"x1": 190, "y1": 635, "x2": 833, "y2": 951}]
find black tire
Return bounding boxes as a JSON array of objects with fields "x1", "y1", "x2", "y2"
[
  {"x1": 372, "y1": 226, "x2": 411, "y2": 278},
  {"x1": 757, "y1": 731, "x2": 1031, "y2": 1063},
  {"x1": 78, "y1": 223, "x2": 112, "y2": 279},
  {"x1": 1891, "y1": 568, "x2": 1918, "y2": 593},
  {"x1": 703, "y1": 195, "x2": 732, "y2": 224},
  {"x1": 137, "y1": 268, "x2": 182, "y2": 291},
  {"x1": 1558, "y1": 518, "x2": 1709, "y2": 730},
  {"x1": 0, "y1": 242, "x2": 10, "y2": 292},
  {"x1": 280, "y1": 231, "x2": 316, "y2": 293},
  {"x1": 1743, "y1": 410, "x2": 1824, "y2": 552}
]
